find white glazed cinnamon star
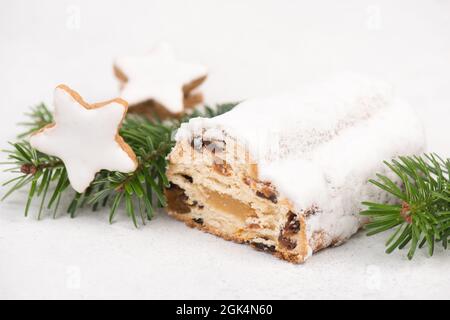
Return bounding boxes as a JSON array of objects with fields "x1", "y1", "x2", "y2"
[{"x1": 30, "y1": 85, "x2": 138, "y2": 193}]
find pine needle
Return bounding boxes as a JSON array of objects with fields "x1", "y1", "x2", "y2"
[{"x1": 362, "y1": 154, "x2": 450, "y2": 259}]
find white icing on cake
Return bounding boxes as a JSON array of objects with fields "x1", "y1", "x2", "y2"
[
  {"x1": 30, "y1": 86, "x2": 137, "y2": 193},
  {"x1": 114, "y1": 43, "x2": 207, "y2": 113},
  {"x1": 175, "y1": 74, "x2": 425, "y2": 250}
]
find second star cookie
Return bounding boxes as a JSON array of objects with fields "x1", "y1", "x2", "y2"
[{"x1": 114, "y1": 43, "x2": 207, "y2": 119}]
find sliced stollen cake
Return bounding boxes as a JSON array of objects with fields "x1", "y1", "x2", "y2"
[{"x1": 165, "y1": 74, "x2": 425, "y2": 263}]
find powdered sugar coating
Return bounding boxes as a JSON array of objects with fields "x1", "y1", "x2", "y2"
[
  {"x1": 115, "y1": 43, "x2": 207, "y2": 113},
  {"x1": 176, "y1": 74, "x2": 425, "y2": 251}
]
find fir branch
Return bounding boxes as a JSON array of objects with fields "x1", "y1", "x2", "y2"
[
  {"x1": 361, "y1": 154, "x2": 450, "y2": 259},
  {"x1": 1, "y1": 141, "x2": 68, "y2": 219},
  {"x1": 2, "y1": 102, "x2": 237, "y2": 226},
  {"x1": 17, "y1": 103, "x2": 54, "y2": 138}
]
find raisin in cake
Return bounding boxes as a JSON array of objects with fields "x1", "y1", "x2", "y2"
[{"x1": 165, "y1": 74, "x2": 425, "y2": 263}]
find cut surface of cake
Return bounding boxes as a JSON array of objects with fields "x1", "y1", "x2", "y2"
[{"x1": 165, "y1": 74, "x2": 425, "y2": 263}]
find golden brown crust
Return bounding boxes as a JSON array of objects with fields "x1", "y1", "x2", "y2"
[
  {"x1": 39, "y1": 85, "x2": 137, "y2": 168},
  {"x1": 182, "y1": 75, "x2": 207, "y2": 95},
  {"x1": 183, "y1": 92, "x2": 204, "y2": 110},
  {"x1": 113, "y1": 65, "x2": 128, "y2": 85},
  {"x1": 166, "y1": 207, "x2": 309, "y2": 264},
  {"x1": 127, "y1": 92, "x2": 203, "y2": 120},
  {"x1": 32, "y1": 123, "x2": 56, "y2": 136}
]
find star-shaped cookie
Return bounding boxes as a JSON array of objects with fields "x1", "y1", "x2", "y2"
[
  {"x1": 30, "y1": 85, "x2": 138, "y2": 193},
  {"x1": 114, "y1": 43, "x2": 207, "y2": 117}
]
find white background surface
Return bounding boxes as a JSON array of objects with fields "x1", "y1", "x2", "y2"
[{"x1": 1, "y1": 0, "x2": 449, "y2": 299}]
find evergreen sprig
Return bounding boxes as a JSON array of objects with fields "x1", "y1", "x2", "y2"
[
  {"x1": 1, "y1": 103, "x2": 237, "y2": 226},
  {"x1": 17, "y1": 103, "x2": 54, "y2": 138},
  {"x1": 361, "y1": 154, "x2": 450, "y2": 259}
]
